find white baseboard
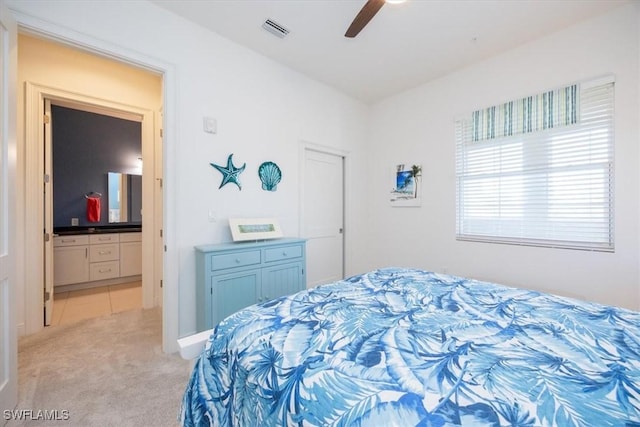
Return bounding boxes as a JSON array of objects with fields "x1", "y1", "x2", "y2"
[
  {"x1": 177, "y1": 329, "x2": 212, "y2": 360},
  {"x1": 54, "y1": 275, "x2": 142, "y2": 294}
]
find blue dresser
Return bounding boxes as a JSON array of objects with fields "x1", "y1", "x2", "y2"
[{"x1": 195, "y1": 238, "x2": 306, "y2": 331}]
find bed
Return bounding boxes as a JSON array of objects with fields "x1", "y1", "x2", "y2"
[{"x1": 180, "y1": 267, "x2": 640, "y2": 426}]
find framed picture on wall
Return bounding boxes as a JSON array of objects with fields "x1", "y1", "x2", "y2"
[
  {"x1": 229, "y1": 218, "x2": 283, "y2": 242},
  {"x1": 390, "y1": 162, "x2": 422, "y2": 207}
]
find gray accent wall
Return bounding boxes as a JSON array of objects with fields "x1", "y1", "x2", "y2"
[{"x1": 52, "y1": 105, "x2": 142, "y2": 228}]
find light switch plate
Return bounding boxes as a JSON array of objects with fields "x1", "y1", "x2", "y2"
[{"x1": 203, "y1": 117, "x2": 217, "y2": 134}]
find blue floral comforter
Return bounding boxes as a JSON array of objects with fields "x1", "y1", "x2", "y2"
[{"x1": 180, "y1": 268, "x2": 640, "y2": 426}]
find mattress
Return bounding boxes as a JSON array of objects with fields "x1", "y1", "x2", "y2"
[{"x1": 181, "y1": 268, "x2": 640, "y2": 426}]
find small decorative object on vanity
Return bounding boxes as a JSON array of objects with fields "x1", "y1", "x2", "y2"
[
  {"x1": 210, "y1": 153, "x2": 246, "y2": 190},
  {"x1": 258, "y1": 161, "x2": 282, "y2": 191}
]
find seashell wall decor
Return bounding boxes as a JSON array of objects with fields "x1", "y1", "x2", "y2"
[{"x1": 258, "y1": 161, "x2": 282, "y2": 191}]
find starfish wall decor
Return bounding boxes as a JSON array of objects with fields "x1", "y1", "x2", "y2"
[{"x1": 210, "y1": 154, "x2": 246, "y2": 190}]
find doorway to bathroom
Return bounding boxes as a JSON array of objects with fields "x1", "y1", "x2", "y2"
[
  {"x1": 45, "y1": 100, "x2": 146, "y2": 326},
  {"x1": 20, "y1": 33, "x2": 164, "y2": 336}
]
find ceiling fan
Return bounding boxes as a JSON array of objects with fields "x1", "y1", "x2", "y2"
[{"x1": 345, "y1": 0, "x2": 406, "y2": 38}]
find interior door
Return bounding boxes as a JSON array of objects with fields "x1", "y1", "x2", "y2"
[
  {"x1": 0, "y1": 0, "x2": 18, "y2": 411},
  {"x1": 303, "y1": 149, "x2": 344, "y2": 287},
  {"x1": 44, "y1": 99, "x2": 54, "y2": 325},
  {"x1": 154, "y1": 109, "x2": 163, "y2": 307}
]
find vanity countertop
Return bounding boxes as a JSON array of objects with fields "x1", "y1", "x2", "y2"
[{"x1": 54, "y1": 225, "x2": 142, "y2": 236}]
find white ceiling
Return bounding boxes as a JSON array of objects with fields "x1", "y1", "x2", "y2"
[{"x1": 150, "y1": 0, "x2": 628, "y2": 103}]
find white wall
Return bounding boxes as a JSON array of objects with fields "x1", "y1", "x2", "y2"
[
  {"x1": 7, "y1": 0, "x2": 369, "y2": 346},
  {"x1": 366, "y1": 4, "x2": 640, "y2": 310}
]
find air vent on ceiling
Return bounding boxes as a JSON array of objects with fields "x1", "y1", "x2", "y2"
[{"x1": 262, "y1": 19, "x2": 290, "y2": 39}]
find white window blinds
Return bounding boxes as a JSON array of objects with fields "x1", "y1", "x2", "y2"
[{"x1": 455, "y1": 77, "x2": 614, "y2": 251}]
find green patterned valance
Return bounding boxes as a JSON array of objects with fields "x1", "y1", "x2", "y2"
[{"x1": 472, "y1": 84, "x2": 578, "y2": 142}]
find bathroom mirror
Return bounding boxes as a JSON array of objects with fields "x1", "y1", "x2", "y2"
[{"x1": 108, "y1": 172, "x2": 142, "y2": 223}]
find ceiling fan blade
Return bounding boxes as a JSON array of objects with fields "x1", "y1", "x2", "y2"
[{"x1": 345, "y1": 0, "x2": 385, "y2": 38}]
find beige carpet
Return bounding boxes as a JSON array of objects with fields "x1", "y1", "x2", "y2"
[{"x1": 9, "y1": 308, "x2": 192, "y2": 427}]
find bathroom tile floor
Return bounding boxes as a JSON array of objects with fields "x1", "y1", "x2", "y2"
[{"x1": 51, "y1": 281, "x2": 142, "y2": 326}]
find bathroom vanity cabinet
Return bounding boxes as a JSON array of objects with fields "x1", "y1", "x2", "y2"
[{"x1": 53, "y1": 231, "x2": 142, "y2": 287}]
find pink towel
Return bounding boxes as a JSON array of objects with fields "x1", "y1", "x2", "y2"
[{"x1": 87, "y1": 197, "x2": 101, "y2": 222}]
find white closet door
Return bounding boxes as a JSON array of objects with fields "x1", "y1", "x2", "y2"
[{"x1": 303, "y1": 149, "x2": 344, "y2": 287}]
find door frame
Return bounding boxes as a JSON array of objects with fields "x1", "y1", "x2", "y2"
[
  {"x1": 0, "y1": 0, "x2": 18, "y2": 410},
  {"x1": 298, "y1": 141, "x2": 350, "y2": 280},
  {"x1": 43, "y1": 98, "x2": 52, "y2": 326},
  {"x1": 24, "y1": 83, "x2": 157, "y2": 333},
  {"x1": 14, "y1": 13, "x2": 176, "y2": 353}
]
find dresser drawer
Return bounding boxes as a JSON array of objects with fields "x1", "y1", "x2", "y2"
[
  {"x1": 89, "y1": 244, "x2": 119, "y2": 262},
  {"x1": 264, "y1": 245, "x2": 303, "y2": 263},
  {"x1": 89, "y1": 261, "x2": 120, "y2": 281},
  {"x1": 210, "y1": 250, "x2": 261, "y2": 271},
  {"x1": 89, "y1": 234, "x2": 120, "y2": 244},
  {"x1": 119, "y1": 232, "x2": 142, "y2": 243},
  {"x1": 53, "y1": 235, "x2": 89, "y2": 247}
]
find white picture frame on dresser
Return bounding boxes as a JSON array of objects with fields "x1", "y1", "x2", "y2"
[{"x1": 228, "y1": 217, "x2": 283, "y2": 242}]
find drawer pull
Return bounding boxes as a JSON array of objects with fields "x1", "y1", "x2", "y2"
[
  {"x1": 235, "y1": 258, "x2": 241, "y2": 263},
  {"x1": 99, "y1": 251, "x2": 111, "y2": 255},
  {"x1": 282, "y1": 252, "x2": 287, "y2": 256},
  {"x1": 61, "y1": 239, "x2": 76, "y2": 243},
  {"x1": 98, "y1": 268, "x2": 112, "y2": 273}
]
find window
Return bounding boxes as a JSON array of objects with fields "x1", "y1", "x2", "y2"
[{"x1": 455, "y1": 77, "x2": 614, "y2": 251}]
